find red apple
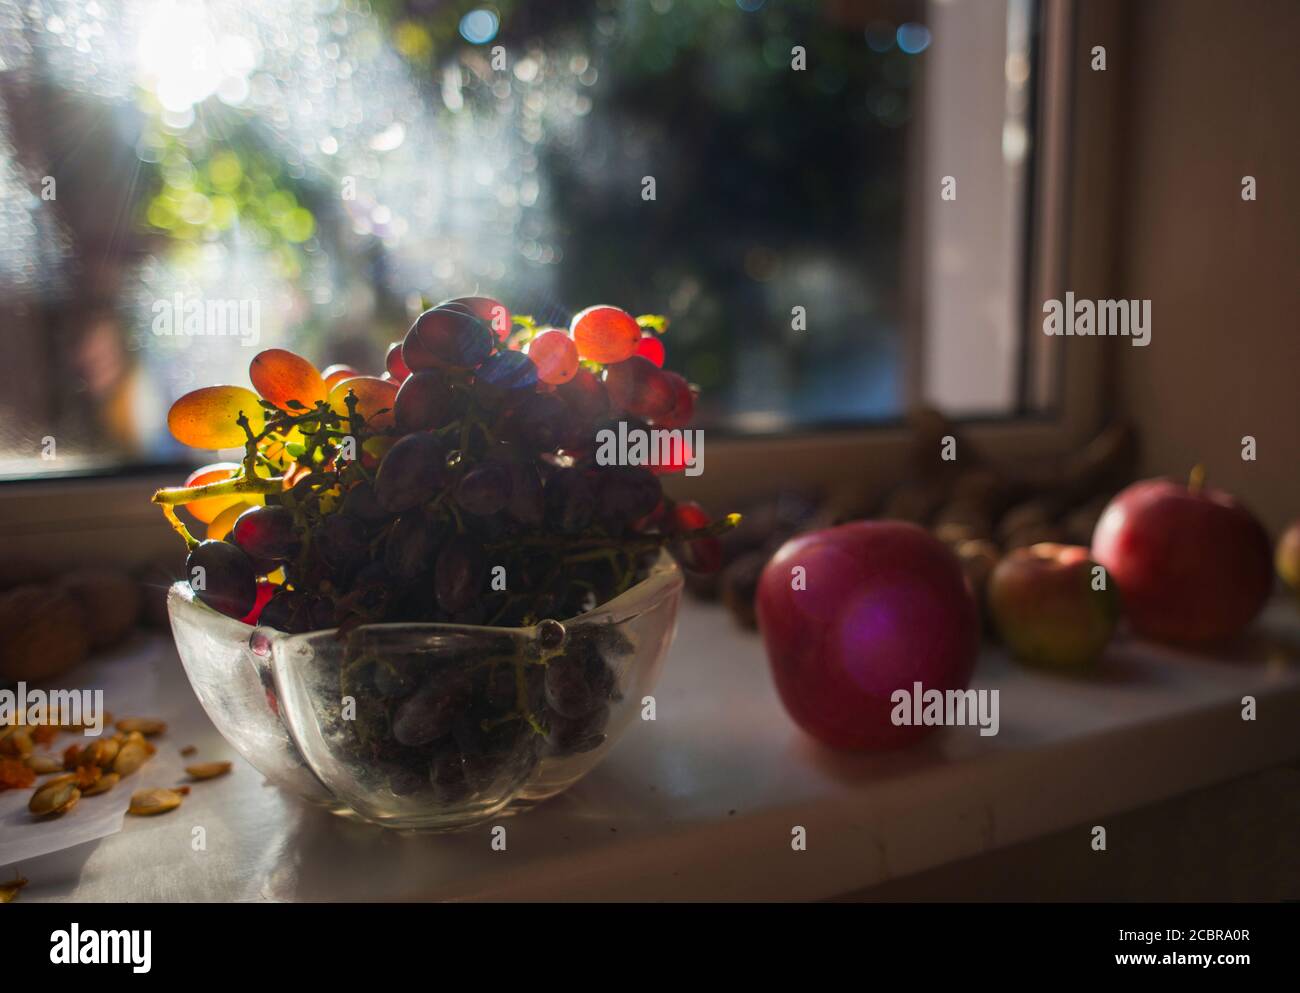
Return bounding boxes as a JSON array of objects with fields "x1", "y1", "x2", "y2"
[
  {"x1": 1277, "y1": 519, "x2": 1300, "y2": 602},
  {"x1": 1091, "y1": 472, "x2": 1273, "y2": 644},
  {"x1": 756, "y1": 521, "x2": 979, "y2": 751},
  {"x1": 988, "y1": 543, "x2": 1119, "y2": 670}
]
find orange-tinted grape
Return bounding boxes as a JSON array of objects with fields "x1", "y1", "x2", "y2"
[
  {"x1": 249, "y1": 349, "x2": 327, "y2": 412},
  {"x1": 322, "y1": 364, "x2": 361, "y2": 389},
  {"x1": 527, "y1": 329, "x2": 580, "y2": 385},
  {"x1": 167, "y1": 386, "x2": 265, "y2": 449},
  {"x1": 633, "y1": 334, "x2": 665, "y2": 368},
  {"x1": 444, "y1": 295, "x2": 512, "y2": 341},
  {"x1": 328, "y1": 376, "x2": 399, "y2": 430},
  {"x1": 207, "y1": 500, "x2": 255, "y2": 541},
  {"x1": 182, "y1": 462, "x2": 260, "y2": 524},
  {"x1": 570, "y1": 305, "x2": 640, "y2": 364}
]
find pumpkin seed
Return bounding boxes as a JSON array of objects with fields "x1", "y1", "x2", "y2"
[
  {"x1": 25, "y1": 754, "x2": 63, "y2": 775},
  {"x1": 97, "y1": 738, "x2": 120, "y2": 766},
  {"x1": 113, "y1": 739, "x2": 150, "y2": 777},
  {"x1": 0, "y1": 728, "x2": 33, "y2": 757},
  {"x1": 81, "y1": 772, "x2": 119, "y2": 797},
  {"x1": 127, "y1": 787, "x2": 183, "y2": 816},
  {"x1": 116, "y1": 717, "x2": 167, "y2": 737},
  {"x1": 185, "y1": 761, "x2": 232, "y2": 781},
  {"x1": 28, "y1": 779, "x2": 80, "y2": 817},
  {"x1": 78, "y1": 739, "x2": 118, "y2": 768}
]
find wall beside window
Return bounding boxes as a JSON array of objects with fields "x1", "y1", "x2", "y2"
[{"x1": 1113, "y1": 0, "x2": 1299, "y2": 532}]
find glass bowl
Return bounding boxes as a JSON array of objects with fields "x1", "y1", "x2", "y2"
[{"x1": 167, "y1": 552, "x2": 683, "y2": 830}]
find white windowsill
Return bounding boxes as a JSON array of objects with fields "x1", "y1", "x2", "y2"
[{"x1": 13, "y1": 597, "x2": 1300, "y2": 902}]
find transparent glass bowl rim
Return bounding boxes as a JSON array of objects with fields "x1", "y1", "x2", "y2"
[{"x1": 167, "y1": 548, "x2": 684, "y2": 644}]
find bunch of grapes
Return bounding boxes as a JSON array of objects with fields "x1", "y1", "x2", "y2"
[{"x1": 156, "y1": 296, "x2": 732, "y2": 635}]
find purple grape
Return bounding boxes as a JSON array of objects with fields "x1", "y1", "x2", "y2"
[
  {"x1": 596, "y1": 467, "x2": 662, "y2": 526},
  {"x1": 375, "y1": 432, "x2": 445, "y2": 513},
  {"x1": 429, "y1": 749, "x2": 471, "y2": 803},
  {"x1": 187, "y1": 540, "x2": 257, "y2": 619},
  {"x1": 410, "y1": 306, "x2": 492, "y2": 369},
  {"x1": 544, "y1": 468, "x2": 594, "y2": 534},
  {"x1": 477, "y1": 350, "x2": 538, "y2": 392},
  {"x1": 317, "y1": 514, "x2": 369, "y2": 571},
  {"x1": 394, "y1": 371, "x2": 454, "y2": 433},
  {"x1": 434, "y1": 535, "x2": 487, "y2": 613},
  {"x1": 391, "y1": 668, "x2": 472, "y2": 746},
  {"x1": 505, "y1": 393, "x2": 568, "y2": 452},
  {"x1": 506, "y1": 461, "x2": 544, "y2": 527},
  {"x1": 545, "y1": 703, "x2": 609, "y2": 756},
  {"x1": 455, "y1": 463, "x2": 511, "y2": 516},
  {"x1": 544, "y1": 653, "x2": 599, "y2": 718},
  {"x1": 384, "y1": 513, "x2": 441, "y2": 579},
  {"x1": 342, "y1": 480, "x2": 388, "y2": 525}
]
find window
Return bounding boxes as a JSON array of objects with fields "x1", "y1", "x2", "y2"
[{"x1": 0, "y1": 0, "x2": 1046, "y2": 487}]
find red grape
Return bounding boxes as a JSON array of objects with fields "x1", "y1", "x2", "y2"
[
  {"x1": 401, "y1": 326, "x2": 439, "y2": 372},
  {"x1": 240, "y1": 581, "x2": 276, "y2": 625},
  {"x1": 604, "y1": 356, "x2": 675, "y2": 419},
  {"x1": 385, "y1": 341, "x2": 411, "y2": 383},
  {"x1": 232, "y1": 505, "x2": 301, "y2": 561},
  {"x1": 527, "y1": 330, "x2": 580, "y2": 385},
  {"x1": 633, "y1": 334, "x2": 665, "y2": 367},
  {"x1": 670, "y1": 501, "x2": 721, "y2": 573},
  {"x1": 653, "y1": 371, "x2": 695, "y2": 428},
  {"x1": 556, "y1": 368, "x2": 610, "y2": 425},
  {"x1": 570, "y1": 305, "x2": 641, "y2": 364}
]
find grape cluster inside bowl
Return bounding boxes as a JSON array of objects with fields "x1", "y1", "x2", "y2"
[{"x1": 168, "y1": 552, "x2": 682, "y2": 830}]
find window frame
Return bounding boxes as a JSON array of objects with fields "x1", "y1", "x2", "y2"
[{"x1": 0, "y1": 0, "x2": 1122, "y2": 571}]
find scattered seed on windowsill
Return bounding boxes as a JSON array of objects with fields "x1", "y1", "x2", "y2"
[
  {"x1": 0, "y1": 876, "x2": 28, "y2": 903},
  {"x1": 185, "y1": 761, "x2": 232, "y2": 781},
  {"x1": 128, "y1": 788, "x2": 184, "y2": 816},
  {"x1": 113, "y1": 739, "x2": 150, "y2": 777},
  {"x1": 180, "y1": 745, "x2": 197, "y2": 757},
  {"x1": 29, "y1": 778, "x2": 80, "y2": 817},
  {"x1": 24, "y1": 754, "x2": 63, "y2": 775},
  {"x1": 82, "y1": 773, "x2": 120, "y2": 797},
  {"x1": 116, "y1": 718, "x2": 167, "y2": 737}
]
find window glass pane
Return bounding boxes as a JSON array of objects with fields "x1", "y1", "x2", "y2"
[{"x1": 0, "y1": 0, "x2": 1031, "y2": 480}]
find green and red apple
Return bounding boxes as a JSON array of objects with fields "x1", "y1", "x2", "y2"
[
  {"x1": 1277, "y1": 519, "x2": 1300, "y2": 603},
  {"x1": 988, "y1": 543, "x2": 1119, "y2": 670},
  {"x1": 1091, "y1": 471, "x2": 1272, "y2": 644}
]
